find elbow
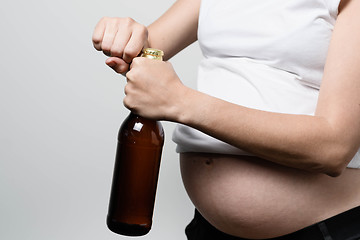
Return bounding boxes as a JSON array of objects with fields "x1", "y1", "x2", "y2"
[
  {"x1": 309, "y1": 144, "x2": 355, "y2": 177},
  {"x1": 307, "y1": 158, "x2": 343, "y2": 177},
  {"x1": 324, "y1": 164, "x2": 344, "y2": 178}
]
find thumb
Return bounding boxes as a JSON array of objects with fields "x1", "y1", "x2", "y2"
[{"x1": 105, "y1": 57, "x2": 130, "y2": 75}]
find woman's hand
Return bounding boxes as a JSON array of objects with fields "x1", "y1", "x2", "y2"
[
  {"x1": 124, "y1": 57, "x2": 189, "y2": 121},
  {"x1": 92, "y1": 17, "x2": 149, "y2": 74}
]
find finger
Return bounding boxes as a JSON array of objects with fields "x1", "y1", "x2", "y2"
[
  {"x1": 110, "y1": 27, "x2": 131, "y2": 58},
  {"x1": 106, "y1": 57, "x2": 129, "y2": 75},
  {"x1": 92, "y1": 18, "x2": 106, "y2": 51},
  {"x1": 123, "y1": 25, "x2": 149, "y2": 64},
  {"x1": 123, "y1": 96, "x2": 131, "y2": 111},
  {"x1": 124, "y1": 83, "x2": 130, "y2": 95},
  {"x1": 101, "y1": 21, "x2": 119, "y2": 56},
  {"x1": 125, "y1": 68, "x2": 134, "y2": 81},
  {"x1": 123, "y1": 91, "x2": 136, "y2": 112},
  {"x1": 129, "y1": 57, "x2": 141, "y2": 70}
]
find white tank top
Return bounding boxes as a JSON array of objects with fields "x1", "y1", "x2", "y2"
[{"x1": 172, "y1": 0, "x2": 360, "y2": 168}]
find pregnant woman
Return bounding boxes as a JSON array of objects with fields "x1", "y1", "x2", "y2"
[{"x1": 92, "y1": 0, "x2": 360, "y2": 239}]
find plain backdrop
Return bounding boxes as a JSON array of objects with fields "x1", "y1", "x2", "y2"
[{"x1": 0, "y1": 0, "x2": 202, "y2": 239}]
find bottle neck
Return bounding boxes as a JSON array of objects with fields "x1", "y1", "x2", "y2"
[{"x1": 129, "y1": 112, "x2": 156, "y2": 123}]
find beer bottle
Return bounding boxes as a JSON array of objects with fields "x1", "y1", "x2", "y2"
[{"x1": 107, "y1": 48, "x2": 165, "y2": 236}]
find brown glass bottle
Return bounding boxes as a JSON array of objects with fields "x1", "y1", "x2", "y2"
[{"x1": 107, "y1": 48, "x2": 165, "y2": 236}]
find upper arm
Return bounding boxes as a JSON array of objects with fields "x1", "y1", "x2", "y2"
[
  {"x1": 315, "y1": 0, "x2": 360, "y2": 163},
  {"x1": 147, "y1": 0, "x2": 201, "y2": 60}
]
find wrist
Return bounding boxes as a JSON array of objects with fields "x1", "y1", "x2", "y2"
[
  {"x1": 167, "y1": 84, "x2": 194, "y2": 123},
  {"x1": 170, "y1": 86, "x2": 208, "y2": 127}
]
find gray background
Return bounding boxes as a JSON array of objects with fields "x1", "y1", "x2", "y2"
[{"x1": 0, "y1": 0, "x2": 202, "y2": 239}]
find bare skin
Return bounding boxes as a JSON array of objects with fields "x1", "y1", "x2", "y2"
[
  {"x1": 180, "y1": 153, "x2": 360, "y2": 238},
  {"x1": 92, "y1": 0, "x2": 360, "y2": 238}
]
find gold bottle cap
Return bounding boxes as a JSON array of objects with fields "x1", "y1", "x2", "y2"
[{"x1": 141, "y1": 48, "x2": 164, "y2": 60}]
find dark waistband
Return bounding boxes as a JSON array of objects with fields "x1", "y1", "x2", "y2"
[
  {"x1": 194, "y1": 205, "x2": 360, "y2": 240},
  {"x1": 283, "y1": 205, "x2": 360, "y2": 240}
]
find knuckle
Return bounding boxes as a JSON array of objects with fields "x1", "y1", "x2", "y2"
[
  {"x1": 126, "y1": 69, "x2": 138, "y2": 80},
  {"x1": 103, "y1": 16, "x2": 121, "y2": 25},
  {"x1": 130, "y1": 58, "x2": 142, "y2": 68},
  {"x1": 123, "y1": 97, "x2": 135, "y2": 111},
  {"x1": 132, "y1": 57, "x2": 142, "y2": 64},
  {"x1": 101, "y1": 16, "x2": 110, "y2": 22},
  {"x1": 123, "y1": 97, "x2": 129, "y2": 108},
  {"x1": 113, "y1": 17, "x2": 121, "y2": 24},
  {"x1": 123, "y1": 17, "x2": 134, "y2": 26},
  {"x1": 125, "y1": 70, "x2": 133, "y2": 80},
  {"x1": 98, "y1": 16, "x2": 107, "y2": 24},
  {"x1": 124, "y1": 84, "x2": 128, "y2": 95}
]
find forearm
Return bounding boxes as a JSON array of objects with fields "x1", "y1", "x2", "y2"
[
  {"x1": 147, "y1": 0, "x2": 200, "y2": 60},
  {"x1": 175, "y1": 87, "x2": 353, "y2": 176}
]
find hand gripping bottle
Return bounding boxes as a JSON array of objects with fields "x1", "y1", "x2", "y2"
[{"x1": 107, "y1": 48, "x2": 165, "y2": 236}]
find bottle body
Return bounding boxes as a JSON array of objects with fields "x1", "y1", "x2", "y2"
[{"x1": 107, "y1": 113, "x2": 164, "y2": 236}]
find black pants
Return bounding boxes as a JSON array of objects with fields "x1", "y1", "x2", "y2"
[{"x1": 185, "y1": 206, "x2": 360, "y2": 240}]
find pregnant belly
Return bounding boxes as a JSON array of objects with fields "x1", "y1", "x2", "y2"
[{"x1": 180, "y1": 152, "x2": 360, "y2": 239}]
